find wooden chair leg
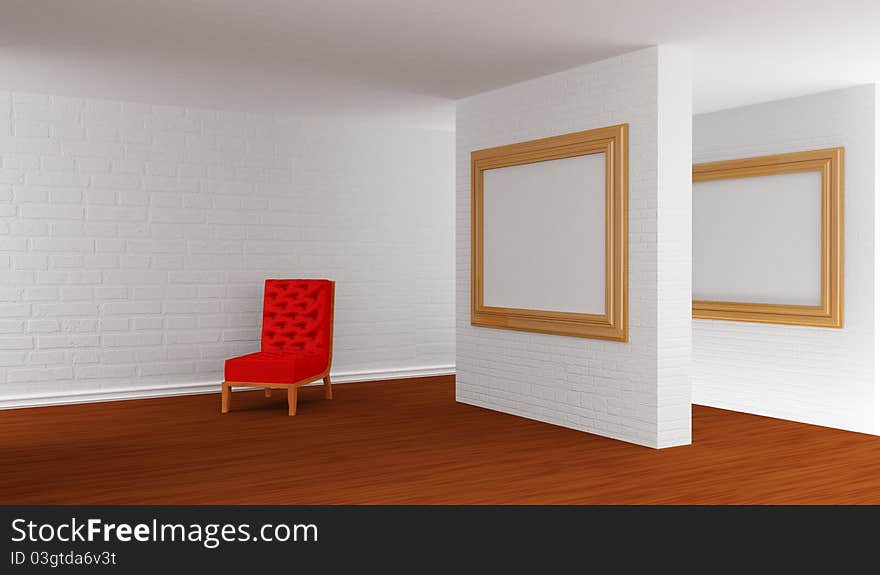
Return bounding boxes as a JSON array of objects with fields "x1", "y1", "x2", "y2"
[
  {"x1": 264, "y1": 388, "x2": 272, "y2": 398},
  {"x1": 323, "y1": 375, "x2": 333, "y2": 400},
  {"x1": 287, "y1": 386, "x2": 297, "y2": 416},
  {"x1": 221, "y1": 381, "x2": 230, "y2": 414}
]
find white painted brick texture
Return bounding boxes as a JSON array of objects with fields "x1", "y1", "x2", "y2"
[
  {"x1": 656, "y1": 47, "x2": 693, "y2": 447},
  {"x1": 876, "y1": 84, "x2": 880, "y2": 435},
  {"x1": 0, "y1": 91, "x2": 455, "y2": 401},
  {"x1": 693, "y1": 85, "x2": 878, "y2": 434},
  {"x1": 455, "y1": 47, "x2": 692, "y2": 448}
]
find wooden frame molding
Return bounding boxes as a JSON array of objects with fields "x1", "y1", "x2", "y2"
[
  {"x1": 471, "y1": 124, "x2": 628, "y2": 341},
  {"x1": 692, "y1": 147, "x2": 843, "y2": 327}
]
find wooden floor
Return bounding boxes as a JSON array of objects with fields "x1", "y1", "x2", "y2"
[{"x1": 2, "y1": 375, "x2": 879, "y2": 504}]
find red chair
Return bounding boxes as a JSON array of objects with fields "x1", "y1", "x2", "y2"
[{"x1": 221, "y1": 279, "x2": 335, "y2": 416}]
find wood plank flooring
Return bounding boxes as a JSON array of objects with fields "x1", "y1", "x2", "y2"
[{"x1": 2, "y1": 375, "x2": 879, "y2": 504}]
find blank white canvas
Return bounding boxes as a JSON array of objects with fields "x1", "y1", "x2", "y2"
[
  {"x1": 693, "y1": 170, "x2": 822, "y2": 305},
  {"x1": 482, "y1": 153, "x2": 606, "y2": 314}
]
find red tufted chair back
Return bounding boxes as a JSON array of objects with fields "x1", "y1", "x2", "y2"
[{"x1": 260, "y1": 279, "x2": 334, "y2": 366}]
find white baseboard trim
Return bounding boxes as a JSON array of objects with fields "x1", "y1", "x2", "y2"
[{"x1": 0, "y1": 365, "x2": 456, "y2": 410}]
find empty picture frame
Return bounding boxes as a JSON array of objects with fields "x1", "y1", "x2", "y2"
[
  {"x1": 692, "y1": 147, "x2": 843, "y2": 327},
  {"x1": 471, "y1": 124, "x2": 628, "y2": 341}
]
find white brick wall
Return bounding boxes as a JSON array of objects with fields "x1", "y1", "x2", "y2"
[
  {"x1": 693, "y1": 85, "x2": 879, "y2": 434},
  {"x1": 656, "y1": 47, "x2": 693, "y2": 447},
  {"x1": 0, "y1": 91, "x2": 455, "y2": 405},
  {"x1": 876, "y1": 85, "x2": 880, "y2": 436},
  {"x1": 455, "y1": 47, "x2": 692, "y2": 448}
]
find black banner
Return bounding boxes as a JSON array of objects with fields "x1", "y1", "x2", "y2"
[{"x1": 0, "y1": 506, "x2": 874, "y2": 571}]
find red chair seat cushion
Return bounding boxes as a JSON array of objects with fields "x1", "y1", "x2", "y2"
[{"x1": 224, "y1": 351, "x2": 327, "y2": 385}]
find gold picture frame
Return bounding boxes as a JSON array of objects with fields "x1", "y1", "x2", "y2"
[
  {"x1": 692, "y1": 147, "x2": 843, "y2": 327},
  {"x1": 470, "y1": 124, "x2": 628, "y2": 341}
]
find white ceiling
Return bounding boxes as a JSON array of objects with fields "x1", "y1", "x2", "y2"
[{"x1": 1, "y1": 0, "x2": 878, "y2": 125}]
